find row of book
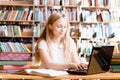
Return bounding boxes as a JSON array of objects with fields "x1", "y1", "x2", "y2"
[
  {"x1": 111, "y1": 53, "x2": 120, "y2": 72},
  {"x1": 0, "y1": 52, "x2": 32, "y2": 72},
  {"x1": 65, "y1": 8, "x2": 77, "y2": 21},
  {"x1": 0, "y1": 38, "x2": 33, "y2": 44},
  {"x1": 80, "y1": 0, "x2": 120, "y2": 8},
  {"x1": 80, "y1": 23, "x2": 114, "y2": 39},
  {"x1": 0, "y1": 0, "x2": 33, "y2": 5},
  {"x1": 2, "y1": 0, "x2": 120, "y2": 8},
  {"x1": 0, "y1": 8, "x2": 78, "y2": 22},
  {"x1": 0, "y1": 24, "x2": 43, "y2": 37},
  {"x1": 0, "y1": 9, "x2": 33, "y2": 21},
  {"x1": 110, "y1": 9, "x2": 120, "y2": 22},
  {"x1": 34, "y1": 7, "x2": 78, "y2": 21},
  {"x1": 0, "y1": 25, "x2": 32, "y2": 37},
  {"x1": 78, "y1": 39, "x2": 120, "y2": 56},
  {"x1": 80, "y1": 0, "x2": 109, "y2": 7},
  {"x1": 109, "y1": 0, "x2": 120, "y2": 8},
  {"x1": 81, "y1": 9, "x2": 110, "y2": 23},
  {"x1": 34, "y1": 0, "x2": 79, "y2": 6},
  {"x1": 0, "y1": 23, "x2": 81, "y2": 37},
  {"x1": 0, "y1": 42, "x2": 31, "y2": 52}
]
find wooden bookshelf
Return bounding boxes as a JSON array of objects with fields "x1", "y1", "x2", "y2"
[
  {"x1": 1, "y1": 0, "x2": 119, "y2": 61},
  {"x1": 0, "y1": 0, "x2": 34, "y2": 66},
  {"x1": 0, "y1": 0, "x2": 81, "y2": 59},
  {"x1": 78, "y1": 0, "x2": 120, "y2": 57}
]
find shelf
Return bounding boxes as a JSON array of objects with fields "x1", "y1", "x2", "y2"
[
  {"x1": 0, "y1": 52, "x2": 32, "y2": 54},
  {"x1": 69, "y1": 21, "x2": 80, "y2": 24},
  {"x1": 34, "y1": 5, "x2": 46, "y2": 7},
  {"x1": 81, "y1": 6, "x2": 109, "y2": 11},
  {"x1": 0, "y1": 1, "x2": 33, "y2": 7},
  {"x1": 0, "y1": 20, "x2": 34, "y2": 23},
  {"x1": 80, "y1": 22, "x2": 109, "y2": 25},
  {"x1": 0, "y1": 36, "x2": 33, "y2": 38},
  {"x1": 0, "y1": 4, "x2": 33, "y2": 7},
  {"x1": 63, "y1": 5, "x2": 78, "y2": 8}
]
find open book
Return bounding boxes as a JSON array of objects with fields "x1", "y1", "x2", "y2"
[{"x1": 11, "y1": 69, "x2": 68, "y2": 77}]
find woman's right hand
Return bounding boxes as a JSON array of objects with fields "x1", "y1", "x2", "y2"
[{"x1": 70, "y1": 63, "x2": 88, "y2": 70}]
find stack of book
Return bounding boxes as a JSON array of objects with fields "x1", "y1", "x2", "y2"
[
  {"x1": 0, "y1": 52, "x2": 31, "y2": 73},
  {"x1": 111, "y1": 53, "x2": 120, "y2": 72}
]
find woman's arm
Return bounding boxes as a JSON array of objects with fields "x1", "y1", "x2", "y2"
[
  {"x1": 38, "y1": 48, "x2": 75, "y2": 70},
  {"x1": 70, "y1": 40, "x2": 88, "y2": 70},
  {"x1": 38, "y1": 40, "x2": 87, "y2": 70}
]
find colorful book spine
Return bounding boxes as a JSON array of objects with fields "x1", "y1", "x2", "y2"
[
  {"x1": 0, "y1": 61, "x2": 27, "y2": 65},
  {"x1": 0, "y1": 65, "x2": 30, "y2": 70},
  {"x1": 111, "y1": 64, "x2": 120, "y2": 69},
  {"x1": 0, "y1": 52, "x2": 31, "y2": 61}
]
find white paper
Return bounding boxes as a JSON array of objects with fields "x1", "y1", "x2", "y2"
[{"x1": 25, "y1": 69, "x2": 68, "y2": 77}]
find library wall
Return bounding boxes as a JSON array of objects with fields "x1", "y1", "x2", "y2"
[{"x1": 0, "y1": 0, "x2": 120, "y2": 63}]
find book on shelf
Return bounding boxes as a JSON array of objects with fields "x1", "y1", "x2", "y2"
[
  {"x1": 22, "y1": 10, "x2": 29, "y2": 20},
  {"x1": 0, "y1": 65, "x2": 30, "y2": 70},
  {"x1": 111, "y1": 59, "x2": 120, "y2": 64},
  {"x1": 0, "y1": 52, "x2": 31, "y2": 61},
  {"x1": 16, "y1": 11, "x2": 23, "y2": 20},
  {"x1": 0, "y1": 42, "x2": 32, "y2": 52},
  {"x1": 12, "y1": 68, "x2": 68, "y2": 77},
  {"x1": 0, "y1": 61, "x2": 27, "y2": 65},
  {"x1": 110, "y1": 64, "x2": 120, "y2": 73},
  {"x1": 111, "y1": 64, "x2": 120, "y2": 69},
  {"x1": 27, "y1": 10, "x2": 33, "y2": 20},
  {"x1": 111, "y1": 53, "x2": 120, "y2": 64},
  {"x1": 0, "y1": 1, "x2": 33, "y2": 5}
]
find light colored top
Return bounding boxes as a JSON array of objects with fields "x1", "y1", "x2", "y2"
[
  {"x1": 38, "y1": 39, "x2": 77, "y2": 68},
  {"x1": 38, "y1": 40, "x2": 65, "y2": 68}
]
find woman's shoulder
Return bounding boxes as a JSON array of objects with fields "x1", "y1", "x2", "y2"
[
  {"x1": 39, "y1": 39, "x2": 47, "y2": 44},
  {"x1": 69, "y1": 38, "x2": 77, "y2": 49},
  {"x1": 70, "y1": 38, "x2": 76, "y2": 44},
  {"x1": 38, "y1": 39, "x2": 48, "y2": 48}
]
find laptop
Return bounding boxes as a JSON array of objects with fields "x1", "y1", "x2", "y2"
[{"x1": 67, "y1": 45, "x2": 114, "y2": 75}]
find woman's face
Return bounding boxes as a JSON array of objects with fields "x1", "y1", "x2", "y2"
[{"x1": 50, "y1": 17, "x2": 68, "y2": 39}]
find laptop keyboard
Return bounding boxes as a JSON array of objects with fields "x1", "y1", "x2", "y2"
[{"x1": 66, "y1": 68, "x2": 87, "y2": 75}]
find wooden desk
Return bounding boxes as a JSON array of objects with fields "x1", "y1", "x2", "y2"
[{"x1": 0, "y1": 72, "x2": 120, "y2": 80}]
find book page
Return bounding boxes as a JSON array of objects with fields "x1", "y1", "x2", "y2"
[{"x1": 25, "y1": 69, "x2": 68, "y2": 77}]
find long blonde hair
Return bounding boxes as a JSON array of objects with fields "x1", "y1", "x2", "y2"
[{"x1": 34, "y1": 13, "x2": 75, "y2": 64}]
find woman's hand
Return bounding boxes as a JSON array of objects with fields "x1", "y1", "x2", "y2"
[
  {"x1": 77, "y1": 63, "x2": 88, "y2": 70},
  {"x1": 70, "y1": 63, "x2": 88, "y2": 70}
]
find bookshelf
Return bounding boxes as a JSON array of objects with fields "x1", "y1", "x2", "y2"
[
  {"x1": 0, "y1": 0, "x2": 34, "y2": 68},
  {"x1": 78, "y1": 0, "x2": 120, "y2": 60},
  {"x1": 0, "y1": 0, "x2": 120, "y2": 59},
  {"x1": 0, "y1": 0, "x2": 81, "y2": 62}
]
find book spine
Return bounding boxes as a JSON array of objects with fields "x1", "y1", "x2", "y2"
[
  {"x1": 0, "y1": 61, "x2": 27, "y2": 65},
  {"x1": 0, "y1": 52, "x2": 31, "y2": 61},
  {"x1": 111, "y1": 64, "x2": 120, "y2": 69},
  {"x1": 0, "y1": 65, "x2": 30, "y2": 70}
]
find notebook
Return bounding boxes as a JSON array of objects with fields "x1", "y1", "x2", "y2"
[{"x1": 67, "y1": 45, "x2": 114, "y2": 75}]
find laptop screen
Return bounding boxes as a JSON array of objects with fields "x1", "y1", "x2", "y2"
[{"x1": 87, "y1": 46, "x2": 114, "y2": 74}]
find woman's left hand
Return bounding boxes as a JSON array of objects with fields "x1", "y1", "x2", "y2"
[{"x1": 77, "y1": 63, "x2": 88, "y2": 70}]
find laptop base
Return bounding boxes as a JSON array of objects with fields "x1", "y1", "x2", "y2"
[{"x1": 66, "y1": 69, "x2": 87, "y2": 75}]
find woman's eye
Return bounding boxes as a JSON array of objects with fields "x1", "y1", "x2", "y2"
[
  {"x1": 56, "y1": 25, "x2": 67, "y2": 28},
  {"x1": 64, "y1": 26, "x2": 67, "y2": 28},
  {"x1": 57, "y1": 26, "x2": 61, "y2": 28}
]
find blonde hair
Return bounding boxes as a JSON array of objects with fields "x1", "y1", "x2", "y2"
[{"x1": 34, "y1": 13, "x2": 75, "y2": 65}]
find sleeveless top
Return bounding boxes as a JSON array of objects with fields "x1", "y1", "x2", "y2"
[{"x1": 38, "y1": 40, "x2": 65, "y2": 68}]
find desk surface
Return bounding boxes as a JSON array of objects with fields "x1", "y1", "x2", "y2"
[{"x1": 0, "y1": 72, "x2": 120, "y2": 79}]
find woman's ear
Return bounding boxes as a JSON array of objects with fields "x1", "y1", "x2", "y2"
[{"x1": 49, "y1": 24, "x2": 52, "y2": 29}]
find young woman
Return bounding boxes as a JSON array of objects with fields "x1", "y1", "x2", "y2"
[{"x1": 34, "y1": 13, "x2": 87, "y2": 70}]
